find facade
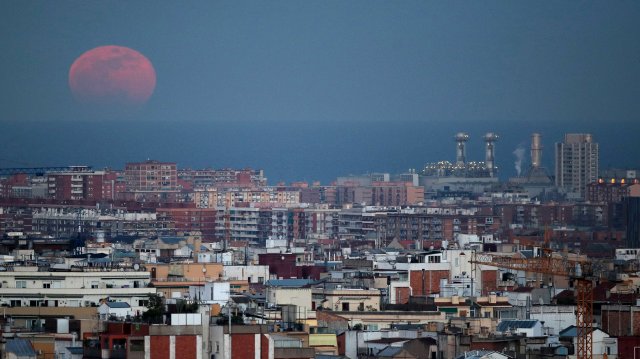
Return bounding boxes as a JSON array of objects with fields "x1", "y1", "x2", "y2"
[
  {"x1": 156, "y1": 207, "x2": 217, "y2": 239},
  {"x1": 587, "y1": 180, "x2": 638, "y2": 203},
  {"x1": 555, "y1": 133, "x2": 599, "y2": 199},
  {"x1": 371, "y1": 181, "x2": 424, "y2": 206},
  {"x1": 338, "y1": 206, "x2": 501, "y2": 242},
  {"x1": 625, "y1": 185, "x2": 640, "y2": 248},
  {"x1": 46, "y1": 167, "x2": 105, "y2": 201},
  {"x1": 0, "y1": 266, "x2": 154, "y2": 314},
  {"x1": 124, "y1": 160, "x2": 177, "y2": 191},
  {"x1": 178, "y1": 168, "x2": 266, "y2": 189},
  {"x1": 31, "y1": 206, "x2": 164, "y2": 238},
  {"x1": 223, "y1": 265, "x2": 269, "y2": 283},
  {"x1": 217, "y1": 188, "x2": 300, "y2": 206},
  {"x1": 318, "y1": 288, "x2": 382, "y2": 312}
]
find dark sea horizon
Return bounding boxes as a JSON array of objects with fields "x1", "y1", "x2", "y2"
[{"x1": 0, "y1": 119, "x2": 637, "y2": 185}]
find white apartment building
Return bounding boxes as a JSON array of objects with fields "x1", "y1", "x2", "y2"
[
  {"x1": 223, "y1": 265, "x2": 269, "y2": 283},
  {"x1": 0, "y1": 266, "x2": 156, "y2": 314}
]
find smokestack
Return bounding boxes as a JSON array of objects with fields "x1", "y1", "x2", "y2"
[
  {"x1": 454, "y1": 132, "x2": 469, "y2": 167},
  {"x1": 531, "y1": 133, "x2": 542, "y2": 169},
  {"x1": 483, "y1": 133, "x2": 499, "y2": 177}
]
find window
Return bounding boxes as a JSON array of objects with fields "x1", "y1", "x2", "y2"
[
  {"x1": 16, "y1": 280, "x2": 26, "y2": 288},
  {"x1": 342, "y1": 302, "x2": 350, "y2": 311},
  {"x1": 43, "y1": 283, "x2": 51, "y2": 288},
  {"x1": 130, "y1": 340, "x2": 144, "y2": 352},
  {"x1": 10, "y1": 300, "x2": 21, "y2": 307}
]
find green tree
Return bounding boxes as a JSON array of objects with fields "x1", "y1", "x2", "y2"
[
  {"x1": 176, "y1": 299, "x2": 199, "y2": 313},
  {"x1": 142, "y1": 294, "x2": 165, "y2": 324}
]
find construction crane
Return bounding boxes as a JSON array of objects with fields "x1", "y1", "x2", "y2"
[
  {"x1": 0, "y1": 166, "x2": 94, "y2": 176},
  {"x1": 471, "y1": 246, "x2": 596, "y2": 359}
]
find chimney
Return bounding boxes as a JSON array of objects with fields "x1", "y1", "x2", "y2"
[
  {"x1": 455, "y1": 133, "x2": 470, "y2": 167},
  {"x1": 531, "y1": 133, "x2": 542, "y2": 169},
  {"x1": 483, "y1": 133, "x2": 499, "y2": 177}
]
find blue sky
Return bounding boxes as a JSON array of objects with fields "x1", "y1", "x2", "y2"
[{"x1": 1, "y1": 1, "x2": 639, "y2": 182}]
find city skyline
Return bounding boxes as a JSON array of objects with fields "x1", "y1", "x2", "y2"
[
  {"x1": 1, "y1": 2, "x2": 639, "y2": 183},
  {"x1": 3, "y1": 3, "x2": 640, "y2": 355}
]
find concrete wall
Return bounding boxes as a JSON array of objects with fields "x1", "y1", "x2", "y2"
[{"x1": 223, "y1": 265, "x2": 269, "y2": 283}]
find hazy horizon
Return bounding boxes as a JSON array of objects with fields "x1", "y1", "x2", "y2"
[
  {"x1": 1, "y1": 118, "x2": 636, "y2": 184},
  {"x1": 1, "y1": 1, "x2": 639, "y2": 183}
]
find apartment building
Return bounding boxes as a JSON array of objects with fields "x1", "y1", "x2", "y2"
[
  {"x1": 338, "y1": 206, "x2": 501, "y2": 242},
  {"x1": 124, "y1": 160, "x2": 177, "y2": 191},
  {"x1": 178, "y1": 168, "x2": 266, "y2": 189},
  {"x1": 46, "y1": 166, "x2": 106, "y2": 201},
  {"x1": 156, "y1": 207, "x2": 217, "y2": 239},
  {"x1": 370, "y1": 181, "x2": 424, "y2": 206},
  {"x1": 555, "y1": 133, "x2": 599, "y2": 199},
  {"x1": 0, "y1": 266, "x2": 155, "y2": 313}
]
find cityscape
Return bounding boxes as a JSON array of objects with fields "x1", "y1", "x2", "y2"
[
  {"x1": 1, "y1": 2, "x2": 640, "y2": 359},
  {"x1": 1, "y1": 131, "x2": 639, "y2": 359}
]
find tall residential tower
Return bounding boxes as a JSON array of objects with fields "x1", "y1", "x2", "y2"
[{"x1": 555, "y1": 133, "x2": 599, "y2": 199}]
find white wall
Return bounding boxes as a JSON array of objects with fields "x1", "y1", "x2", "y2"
[
  {"x1": 530, "y1": 306, "x2": 576, "y2": 336},
  {"x1": 189, "y1": 282, "x2": 230, "y2": 305},
  {"x1": 267, "y1": 288, "x2": 312, "y2": 315},
  {"x1": 223, "y1": 265, "x2": 269, "y2": 283}
]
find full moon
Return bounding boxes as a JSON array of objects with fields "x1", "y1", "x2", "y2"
[{"x1": 69, "y1": 45, "x2": 156, "y2": 106}]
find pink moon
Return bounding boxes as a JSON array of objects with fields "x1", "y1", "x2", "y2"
[{"x1": 69, "y1": 45, "x2": 156, "y2": 106}]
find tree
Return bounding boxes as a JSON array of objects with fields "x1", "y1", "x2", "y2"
[
  {"x1": 142, "y1": 294, "x2": 165, "y2": 324},
  {"x1": 176, "y1": 299, "x2": 199, "y2": 314},
  {"x1": 215, "y1": 313, "x2": 244, "y2": 325}
]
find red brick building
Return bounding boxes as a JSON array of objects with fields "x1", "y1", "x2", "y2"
[
  {"x1": 83, "y1": 322, "x2": 149, "y2": 359},
  {"x1": 216, "y1": 325, "x2": 315, "y2": 359},
  {"x1": 601, "y1": 304, "x2": 640, "y2": 337},
  {"x1": 371, "y1": 181, "x2": 424, "y2": 206},
  {"x1": 47, "y1": 167, "x2": 105, "y2": 201},
  {"x1": 586, "y1": 180, "x2": 639, "y2": 203},
  {"x1": 147, "y1": 334, "x2": 200, "y2": 359},
  {"x1": 0, "y1": 174, "x2": 29, "y2": 198},
  {"x1": 156, "y1": 207, "x2": 217, "y2": 239},
  {"x1": 125, "y1": 160, "x2": 177, "y2": 191},
  {"x1": 617, "y1": 336, "x2": 640, "y2": 359},
  {"x1": 409, "y1": 269, "x2": 450, "y2": 296},
  {"x1": 480, "y1": 269, "x2": 499, "y2": 295},
  {"x1": 395, "y1": 287, "x2": 411, "y2": 304},
  {"x1": 101, "y1": 170, "x2": 126, "y2": 201},
  {"x1": 258, "y1": 253, "x2": 326, "y2": 280}
]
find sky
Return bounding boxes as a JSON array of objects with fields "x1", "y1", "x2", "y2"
[{"x1": 1, "y1": 1, "x2": 639, "y2": 183}]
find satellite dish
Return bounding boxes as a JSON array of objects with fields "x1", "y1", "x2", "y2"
[{"x1": 133, "y1": 263, "x2": 140, "y2": 270}]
